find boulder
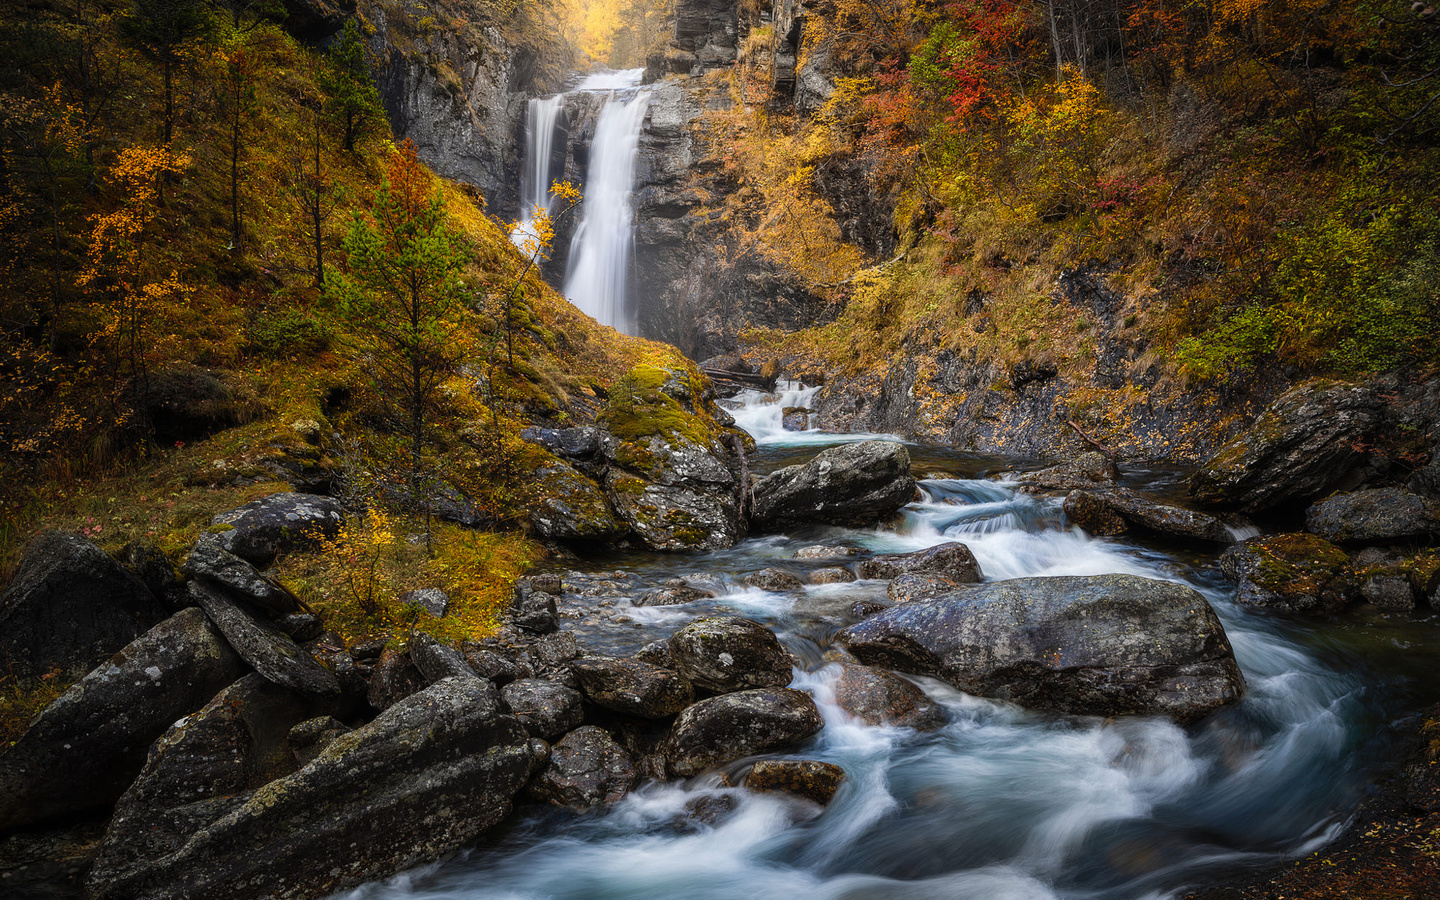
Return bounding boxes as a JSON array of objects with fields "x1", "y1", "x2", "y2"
[
  {"x1": 743, "y1": 760, "x2": 845, "y2": 805},
  {"x1": 751, "y1": 440, "x2": 917, "y2": 529},
  {"x1": 208, "y1": 492, "x2": 345, "y2": 566},
  {"x1": 88, "y1": 674, "x2": 339, "y2": 889},
  {"x1": 830, "y1": 662, "x2": 945, "y2": 730},
  {"x1": 118, "y1": 540, "x2": 188, "y2": 612},
  {"x1": 887, "y1": 573, "x2": 960, "y2": 604},
  {"x1": 744, "y1": 567, "x2": 805, "y2": 591},
  {"x1": 1305, "y1": 488, "x2": 1440, "y2": 545},
  {"x1": 501, "y1": 679, "x2": 585, "y2": 740},
  {"x1": 528, "y1": 460, "x2": 627, "y2": 542},
  {"x1": 810, "y1": 567, "x2": 856, "y2": 585},
  {"x1": 0, "y1": 608, "x2": 246, "y2": 831},
  {"x1": 462, "y1": 645, "x2": 527, "y2": 686},
  {"x1": 793, "y1": 545, "x2": 864, "y2": 559},
  {"x1": 1005, "y1": 452, "x2": 1118, "y2": 493},
  {"x1": 88, "y1": 677, "x2": 541, "y2": 900},
  {"x1": 510, "y1": 579, "x2": 558, "y2": 633},
  {"x1": 568, "y1": 656, "x2": 694, "y2": 718},
  {"x1": 1190, "y1": 380, "x2": 1381, "y2": 513},
  {"x1": 399, "y1": 588, "x2": 448, "y2": 618},
  {"x1": 0, "y1": 531, "x2": 166, "y2": 679},
  {"x1": 189, "y1": 583, "x2": 340, "y2": 695},
  {"x1": 837, "y1": 575, "x2": 1244, "y2": 722},
  {"x1": 289, "y1": 716, "x2": 351, "y2": 767},
  {"x1": 136, "y1": 365, "x2": 242, "y2": 442},
  {"x1": 520, "y1": 425, "x2": 600, "y2": 459},
  {"x1": 1219, "y1": 534, "x2": 1354, "y2": 612},
  {"x1": 1358, "y1": 570, "x2": 1421, "y2": 610},
  {"x1": 526, "y1": 726, "x2": 637, "y2": 809},
  {"x1": 781, "y1": 407, "x2": 809, "y2": 431},
  {"x1": 669, "y1": 617, "x2": 793, "y2": 694},
  {"x1": 663, "y1": 688, "x2": 824, "y2": 777},
  {"x1": 366, "y1": 645, "x2": 427, "y2": 711},
  {"x1": 596, "y1": 364, "x2": 747, "y2": 552},
  {"x1": 408, "y1": 632, "x2": 476, "y2": 683},
  {"x1": 635, "y1": 584, "x2": 712, "y2": 606},
  {"x1": 184, "y1": 541, "x2": 304, "y2": 615},
  {"x1": 1063, "y1": 489, "x2": 1238, "y2": 543},
  {"x1": 858, "y1": 542, "x2": 983, "y2": 583}
]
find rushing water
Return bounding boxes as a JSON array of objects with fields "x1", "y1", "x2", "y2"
[
  {"x1": 510, "y1": 95, "x2": 567, "y2": 251},
  {"x1": 342, "y1": 386, "x2": 1440, "y2": 900}
]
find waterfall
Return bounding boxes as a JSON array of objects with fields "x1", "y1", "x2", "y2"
[
  {"x1": 563, "y1": 84, "x2": 650, "y2": 334},
  {"x1": 511, "y1": 94, "x2": 566, "y2": 251}
]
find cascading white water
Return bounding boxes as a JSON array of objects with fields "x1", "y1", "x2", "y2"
[
  {"x1": 343, "y1": 388, "x2": 1417, "y2": 900},
  {"x1": 563, "y1": 82, "x2": 650, "y2": 333},
  {"x1": 510, "y1": 95, "x2": 567, "y2": 251}
]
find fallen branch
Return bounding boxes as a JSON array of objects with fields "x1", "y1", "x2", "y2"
[{"x1": 1067, "y1": 419, "x2": 1113, "y2": 459}]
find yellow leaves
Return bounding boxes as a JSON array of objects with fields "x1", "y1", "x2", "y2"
[{"x1": 550, "y1": 178, "x2": 581, "y2": 204}]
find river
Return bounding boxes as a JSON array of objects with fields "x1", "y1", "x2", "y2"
[{"x1": 341, "y1": 385, "x2": 1440, "y2": 900}]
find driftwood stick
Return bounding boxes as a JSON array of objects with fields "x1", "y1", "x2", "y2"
[{"x1": 1067, "y1": 419, "x2": 1113, "y2": 458}]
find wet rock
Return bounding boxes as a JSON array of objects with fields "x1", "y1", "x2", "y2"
[
  {"x1": 1358, "y1": 570, "x2": 1420, "y2": 609},
  {"x1": 88, "y1": 677, "x2": 539, "y2": 900},
  {"x1": 743, "y1": 760, "x2": 845, "y2": 805},
  {"x1": 409, "y1": 632, "x2": 476, "y2": 683},
  {"x1": 529, "y1": 460, "x2": 628, "y2": 542},
  {"x1": 366, "y1": 645, "x2": 427, "y2": 711},
  {"x1": 663, "y1": 688, "x2": 824, "y2": 777},
  {"x1": 0, "y1": 531, "x2": 166, "y2": 679},
  {"x1": 189, "y1": 582, "x2": 339, "y2": 695},
  {"x1": 207, "y1": 492, "x2": 345, "y2": 566},
  {"x1": 781, "y1": 407, "x2": 809, "y2": 431},
  {"x1": 184, "y1": 540, "x2": 304, "y2": 615},
  {"x1": 752, "y1": 440, "x2": 917, "y2": 529},
  {"x1": 810, "y1": 567, "x2": 856, "y2": 585},
  {"x1": 569, "y1": 656, "x2": 694, "y2": 718},
  {"x1": 1062, "y1": 490, "x2": 1128, "y2": 535},
  {"x1": 850, "y1": 600, "x2": 889, "y2": 619},
  {"x1": 526, "y1": 726, "x2": 638, "y2": 809},
  {"x1": 794, "y1": 545, "x2": 865, "y2": 559},
  {"x1": 532, "y1": 632, "x2": 581, "y2": 669},
  {"x1": 1305, "y1": 488, "x2": 1440, "y2": 545},
  {"x1": 1063, "y1": 489, "x2": 1237, "y2": 543},
  {"x1": 88, "y1": 674, "x2": 338, "y2": 888},
  {"x1": 501, "y1": 679, "x2": 585, "y2": 740},
  {"x1": 837, "y1": 574, "x2": 1245, "y2": 722},
  {"x1": 399, "y1": 588, "x2": 448, "y2": 618},
  {"x1": 511, "y1": 579, "x2": 558, "y2": 633},
  {"x1": 669, "y1": 617, "x2": 794, "y2": 693},
  {"x1": 531, "y1": 573, "x2": 565, "y2": 595},
  {"x1": 0, "y1": 608, "x2": 245, "y2": 831},
  {"x1": 634, "y1": 639, "x2": 677, "y2": 668},
  {"x1": 520, "y1": 426, "x2": 601, "y2": 459},
  {"x1": 681, "y1": 792, "x2": 738, "y2": 827},
  {"x1": 1219, "y1": 534, "x2": 1354, "y2": 612},
  {"x1": 290, "y1": 716, "x2": 352, "y2": 767},
  {"x1": 744, "y1": 567, "x2": 805, "y2": 591},
  {"x1": 887, "y1": 573, "x2": 960, "y2": 604},
  {"x1": 1006, "y1": 452, "x2": 1118, "y2": 493},
  {"x1": 462, "y1": 645, "x2": 525, "y2": 686},
  {"x1": 858, "y1": 542, "x2": 983, "y2": 583},
  {"x1": 831, "y1": 662, "x2": 945, "y2": 730},
  {"x1": 1190, "y1": 380, "x2": 1381, "y2": 513},
  {"x1": 635, "y1": 585, "x2": 712, "y2": 607}
]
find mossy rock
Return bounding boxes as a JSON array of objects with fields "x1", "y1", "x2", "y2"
[
  {"x1": 1219, "y1": 533, "x2": 1354, "y2": 612},
  {"x1": 527, "y1": 458, "x2": 626, "y2": 543}
]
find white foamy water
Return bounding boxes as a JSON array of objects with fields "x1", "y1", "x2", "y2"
[
  {"x1": 510, "y1": 95, "x2": 567, "y2": 252},
  {"x1": 729, "y1": 382, "x2": 901, "y2": 447}
]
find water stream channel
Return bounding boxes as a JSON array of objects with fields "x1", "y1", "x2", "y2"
[{"x1": 343, "y1": 388, "x2": 1440, "y2": 899}]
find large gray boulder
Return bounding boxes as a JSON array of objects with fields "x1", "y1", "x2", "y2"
[
  {"x1": 208, "y1": 492, "x2": 345, "y2": 566},
  {"x1": 528, "y1": 459, "x2": 627, "y2": 543},
  {"x1": 0, "y1": 608, "x2": 246, "y2": 831},
  {"x1": 184, "y1": 541, "x2": 305, "y2": 615},
  {"x1": 830, "y1": 662, "x2": 945, "y2": 731},
  {"x1": 501, "y1": 679, "x2": 585, "y2": 740},
  {"x1": 668, "y1": 617, "x2": 793, "y2": 694},
  {"x1": 1304, "y1": 488, "x2": 1440, "y2": 545},
  {"x1": 88, "y1": 676, "x2": 542, "y2": 900},
  {"x1": 0, "y1": 531, "x2": 167, "y2": 679},
  {"x1": 1005, "y1": 452, "x2": 1118, "y2": 493},
  {"x1": 663, "y1": 688, "x2": 824, "y2": 777},
  {"x1": 1190, "y1": 381, "x2": 1381, "y2": 513},
  {"x1": 751, "y1": 440, "x2": 917, "y2": 529},
  {"x1": 837, "y1": 575, "x2": 1244, "y2": 722}
]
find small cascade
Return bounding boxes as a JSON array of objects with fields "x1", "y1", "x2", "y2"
[
  {"x1": 511, "y1": 95, "x2": 567, "y2": 250},
  {"x1": 563, "y1": 78, "x2": 650, "y2": 333}
]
